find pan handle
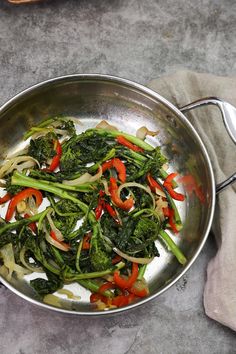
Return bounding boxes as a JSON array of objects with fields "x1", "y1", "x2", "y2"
[{"x1": 179, "y1": 97, "x2": 236, "y2": 194}]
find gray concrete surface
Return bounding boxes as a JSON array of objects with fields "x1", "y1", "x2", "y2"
[{"x1": 0, "y1": 0, "x2": 236, "y2": 353}]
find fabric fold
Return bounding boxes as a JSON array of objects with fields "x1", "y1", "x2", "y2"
[{"x1": 148, "y1": 70, "x2": 236, "y2": 331}]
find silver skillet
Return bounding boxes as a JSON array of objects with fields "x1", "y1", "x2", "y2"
[{"x1": 0, "y1": 74, "x2": 235, "y2": 314}]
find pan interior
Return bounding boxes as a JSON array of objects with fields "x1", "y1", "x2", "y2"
[{"x1": 0, "y1": 76, "x2": 214, "y2": 314}]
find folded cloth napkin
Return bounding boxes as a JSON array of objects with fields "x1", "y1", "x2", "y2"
[{"x1": 148, "y1": 70, "x2": 236, "y2": 331}]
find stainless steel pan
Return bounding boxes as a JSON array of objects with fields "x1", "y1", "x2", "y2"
[{"x1": 0, "y1": 74, "x2": 235, "y2": 314}]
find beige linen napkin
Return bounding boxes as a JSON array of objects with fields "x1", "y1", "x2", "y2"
[{"x1": 148, "y1": 70, "x2": 236, "y2": 331}]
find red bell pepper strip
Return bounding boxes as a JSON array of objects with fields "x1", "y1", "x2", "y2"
[
  {"x1": 50, "y1": 230, "x2": 70, "y2": 250},
  {"x1": 98, "y1": 282, "x2": 115, "y2": 295},
  {"x1": 164, "y1": 183, "x2": 185, "y2": 201},
  {"x1": 104, "y1": 203, "x2": 121, "y2": 225},
  {"x1": 48, "y1": 140, "x2": 62, "y2": 172},
  {"x1": 95, "y1": 194, "x2": 105, "y2": 220},
  {"x1": 109, "y1": 177, "x2": 134, "y2": 211},
  {"x1": 24, "y1": 213, "x2": 37, "y2": 233},
  {"x1": 129, "y1": 283, "x2": 149, "y2": 298},
  {"x1": 113, "y1": 262, "x2": 139, "y2": 289},
  {"x1": 168, "y1": 208, "x2": 179, "y2": 234},
  {"x1": 95, "y1": 201, "x2": 104, "y2": 220},
  {"x1": 163, "y1": 173, "x2": 185, "y2": 201},
  {"x1": 147, "y1": 173, "x2": 162, "y2": 192},
  {"x1": 101, "y1": 160, "x2": 113, "y2": 172},
  {"x1": 162, "y1": 207, "x2": 170, "y2": 217},
  {"x1": 164, "y1": 172, "x2": 178, "y2": 184},
  {"x1": 0, "y1": 193, "x2": 11, "y2": 205},
  {"x1": 112, "y1": 158, "x2": 126, "y2": 183},
  {"x1": 82, "y1": 234, "x2": 91, "y2": 250},
  {"x1": 102, "y1": 158, "x2": 126, "y2": 183},
  {"x1": 90, "y1": 293, "x2": 107, "y2": 304},
  {"x1": 5, "y1": 188, "x2": 43, "y2": 222},
  {"x1": 116, "y1": 135, "x2": 144, "y2": 153},
  {"x1": 112, "y1": 255, "x2": 122, "y2": 265},
  {"x1": 90, "y1": 293, "x2": 113, "y2": 307},
  {"x1": 112, "y1": 293, "x2": 136, "y2": 307}
]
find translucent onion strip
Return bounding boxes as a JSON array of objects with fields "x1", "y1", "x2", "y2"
[
  {"x1": 57, "y1": 288, "x2": 81, "y2": 300},
  {"x1": 19, "y1": 247, "x2": 44, "y2": 273},
  {"x1": 117, "y1": 182, "x2": 155, "y2": 209},
  {"x1": 62, "y1": 166, "x2": 102, "y2": 185},
  {"x1": 136, "y1": 126, "x2": 159, "y2": 140},
  {"x1": 45, "y1": 230, "x2": 69, "y2": 252},
  {"x1": 0, "y1": 243, "x2": 31, "y2": 281},
  {"x1": 113, "y1": 247, "x2": 154, "y2": 264},
  {"x1": 101, "y1": 179, "x2": 110, "y2": 196},
  {"x1": 46, "y1": 211, "x2": 64, "y2": 242},
  {"x1": 0, "y1": 156, "x2": 40, "y2": 178},
  {"x1": 96, "y1": 120, "x2": 118, "y2": 131}
]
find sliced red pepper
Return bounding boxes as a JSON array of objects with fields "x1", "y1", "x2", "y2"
[
  {"x1": 116, "y1": 135, "x2": 144, "y2": 153},
  {"x1": 147, "y1": 173, "x2": 162, "y2": 192},
  {"x1": 168, "y1": 208, "x2": 179, "y2": 234},
  {"x1": 109, "y1": 177, "x2": 134, "y2": 211},
  {"x1": 113, "y1": 158, "x2": 126, "y2": 183},
  {"x1": 90, "y1": 293, "x2": 107, "y2": 304},
  {"x1": 162, "y1": 207, "x2": 170, "y2": 217},
  {"x1": 5, "y1": 188, "x2": 43, "y2": 222},
  {"x1": 98, "y1": 282, "x2": 115, "y2": 295},
  {"x1": 164, "y1": 172, "x2": 178, "y2": 184},
  {"x1": 82, "y1": 234, "x2": 91, "y2": 250},
  {"x1": 112, "y1": 255, "x2": 122, "y2": 265},
  {"x1": 112, "y1": 293, "x2": 136, "y2": 307},
  {"x1": 101, "y1": 160, "x2": 113, "y2": 173},
  {"x1": 104, "y1": 203, "x2": 121, "y2": 225},
  {"x1": 163, "y1": 173, "x2": 185, "y2": 201},
  {"x1": 95, "y1": 201, "x2": 104, "y2": 220},
  {"x1": 129, "y1": 283, "x2": 149, "y2": 298},
  {"x1": 99, "y1": 190, "x2": 105, "y2": 197},
  {"x1": 164, "y1": 183, "x2": 185, "y2": 201},
  {"x1": 0, "y1": 193, "x2": 11, "y2": 205},
  {"x1": 48, "y1": 140, "x2": 62, "y2": 172},
  {"x1": 102, "y1": 158, "x2": 126, "y2": 183},
  {"x1": 113, "y1": 262, "x2": 139, "y2": 289},
  {"x1": 24, "y1": 213, "x2": 37, "y2": 233},
  {"x1": 50, "y1": 230, "x2": 70, "y2": 250}
]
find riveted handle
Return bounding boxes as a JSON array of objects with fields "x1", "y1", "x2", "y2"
[{"x1": 180, "y1": 97, "x2": 236, "y2": 194}]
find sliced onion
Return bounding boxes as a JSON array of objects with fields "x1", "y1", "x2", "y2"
[
  {"x1": 113, "y1": 247, "x2": 154, "y2": 264},
  {"x1": 19, "y1": 247, "x2": 44, "y2": 273},
  {"x1": 6, "y1": 147, "x2": 29, "y2": 159},
  {"x1": 154, "y1": 188, "x2": 166, "y2": 198},
  {"x1": 62, "y1": 166, "x2": 102, "y2": 185},
  {"x1": 0, "y1": 243, "x2": 31, "y2": 281},
  {"x1": 96, "y1": 120, "x2": 118, "y2": 131},
  {"x1": 43, "y1": 294, "x2": 62, "y2": 308},
  {"x1": 117, "y1": 182, "x2": 155, "y2": 209},
  {"x1": 46, "y1": 211, "x2": 64, "y2": 242},
  {"x1": 162, "y1": 163, "x2": 169, "y2": 171},
  {"x1": 0, "y1": 156, "x2": 40, "y2": 178},
  {"x1": 0, "y1": 180, "x2": 6, "y2": 188},
  {"x1": 45, "y1": 231, "x2": 69, "y2": 252},
  {"x1": 136, "y1": 126, "x2": 159, "y2": 140},
  {"x1": 27, "y1": 196, "x2": 38, "y2": 215},
  {"x1": 155, "y1": 197, "x2": 168, "y2": 221},
  {"x1": 89, "y1": 166, "x2": 102, "y2": 182},
  {"x1": 17, "y1": 160, "x2": 36, "y2": 173},
  {"x1": 57, "y1": 288, "x2": 81, "y2": 300},
  {"x1": 101, "y1": 179, "x2": 110, "y2": 196}
]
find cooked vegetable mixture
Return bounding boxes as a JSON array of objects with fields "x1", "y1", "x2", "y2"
[{"x1": 0, "y1": 118, "x2": 186, "y2": 310}]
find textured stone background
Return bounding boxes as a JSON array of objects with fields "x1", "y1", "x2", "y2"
[{"x1": 0, "y1": 0, "x2": 236, "y2": 353}]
